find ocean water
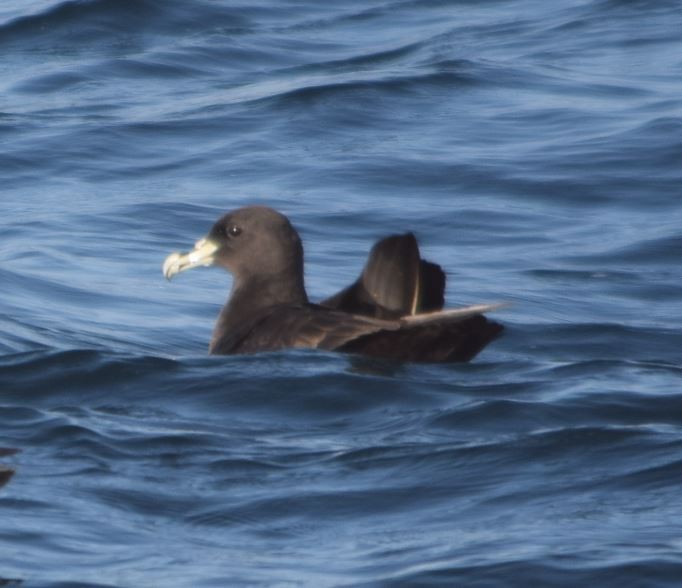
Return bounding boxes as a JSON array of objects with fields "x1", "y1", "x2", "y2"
[{"x1": 1, "y1": 0, "x2": 682, "y2": 585}]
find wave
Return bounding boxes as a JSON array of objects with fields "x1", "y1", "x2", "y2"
[
  {"x1": 0, "y1": 0, "x2": 252, "y2": 44},
  {"x1": 0, "y1": 0, "x2": 160, "y2": 42},
  {"x1": 388, "y1": 558, "x2": 682, "y2": 587}
]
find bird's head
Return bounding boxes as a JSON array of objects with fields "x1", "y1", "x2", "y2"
[{"x1": 162, "y1": 206, "x2": 304, "y2": 284}]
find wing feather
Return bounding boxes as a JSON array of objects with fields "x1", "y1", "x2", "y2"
[{"x1": 231, "y1": 305, "x2": 398, "y2": 354}]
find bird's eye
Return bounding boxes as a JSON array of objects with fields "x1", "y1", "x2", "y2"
[{"x1": 227, "y1": 225, "x2": 242, "y2": 237}]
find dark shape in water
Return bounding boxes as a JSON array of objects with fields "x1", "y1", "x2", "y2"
[
  {"x1": 163, "y1": 206, "x2": 503, "y2": 362},
  {"x1": 0, "y1": 466, "x2": 14, "y2": 489},
  {"x1": 0, "y1": 448, "x2": 19, "y2": 489}
]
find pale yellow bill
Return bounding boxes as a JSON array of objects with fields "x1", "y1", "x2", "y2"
[{"x1": 162, "y1": 238, "x2": 219, "y2": 281}]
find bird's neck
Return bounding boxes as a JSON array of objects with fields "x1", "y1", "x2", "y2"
[
  {"x1": 210, "y1": 271, "x2": 308, "y2": 353},
  {"x1": 230, "y1": 272, "x2": 309, "y2": 310}
]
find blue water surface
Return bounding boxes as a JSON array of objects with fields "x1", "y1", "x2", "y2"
[{"x1": 1, "y1": 0, "x2": 682, "y2": 586}]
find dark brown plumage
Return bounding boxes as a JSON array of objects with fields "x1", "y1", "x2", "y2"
[
  {"x1": 320, "y1": 233, "x2": 445, "y2": 319},
  {"x1": 162, "y1": 206, "x2": 504, "y2": 362}
]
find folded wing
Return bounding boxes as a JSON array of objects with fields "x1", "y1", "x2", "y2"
[
  {"x1": 224, "y1": 303, "x2": 503, "y2": 363},
  {"x1": 321, "y1": 233, "x2": 445, "y2": 319}
]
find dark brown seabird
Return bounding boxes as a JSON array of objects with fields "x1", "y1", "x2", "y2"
[{"x1": 162, "y1": 206, "x2": 504, "y2": 362}]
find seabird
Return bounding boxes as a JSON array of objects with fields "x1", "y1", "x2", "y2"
[{"x1": 163, "y1": 206, "x2": 504, "y2": 362}]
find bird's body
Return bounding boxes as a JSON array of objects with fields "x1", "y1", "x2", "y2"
[{"x1": 163, "y1": 206, "x2": 503, "y2": 362}]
